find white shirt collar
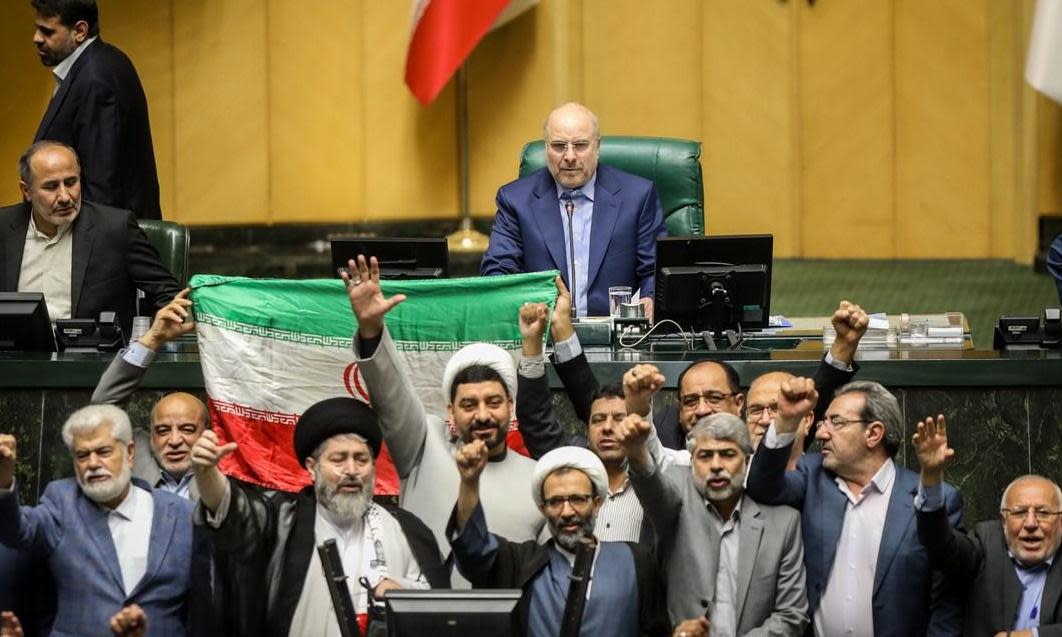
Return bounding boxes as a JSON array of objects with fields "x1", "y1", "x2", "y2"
[
  {"x1": 107, "y1": 483, "x2": 146, "y2": 521},
  {"x1": 53, "y1": 36, "x2": 97, "y2": 83}
]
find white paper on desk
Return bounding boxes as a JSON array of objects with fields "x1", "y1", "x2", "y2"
[{"x1": 867, "y1": 313, "x2": 889, "y2": 331}]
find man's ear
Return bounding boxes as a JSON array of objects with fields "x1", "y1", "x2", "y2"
[
  {"x1": 734, "y1": 392, "x2": 746, "y2": 412},
  {"x1": 19, "y1": 181, "x2": 30, "y2": 202},
  {"x1": 864, "y1": 421, "x2": 886, "y2": 449},
  {"x1": 304, "y1": 456, "x2": 317, "y2": 482},
  {"x1": 72, "y1": 20, "x2": 89, "y2": 43},
  {"x1": 127, "y1": 441, "x2": 136, "y2": 466}
]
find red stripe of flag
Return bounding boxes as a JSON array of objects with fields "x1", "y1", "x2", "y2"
[{"x1": 404, "y1": 0, "x2": 511, "y2": 105}]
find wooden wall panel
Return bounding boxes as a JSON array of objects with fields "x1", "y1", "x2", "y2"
[
  {"x1": 895, "y1": 0, "x2": 990, "y2": 257},
  {"x1": 0, "y1": 4, "x2": 64, "y2": 206},
  {"x1": 359, "y1": 3, "x2": 456, "y2": 221},
  {"x1": 701, "y1": 0, "x2": 795, "y2": 251},
  {"x1": 799, "y1": 1, "x2": 894, "y2": 258},
  {"x1": 106, "y1": 0, "x2": 175, "y2": 218},
  {"x1": 267, "y1": 1, "x2": 363, "y2": 223},
  {"x1": 467, "y1": 3, "x2": 567, "y2": 218},
  {"x1": 172, "y1": 0, "x2": 269, "y2": 224},
  {"x1": 581, "y1": 0, "x2": 703, "y2": 139}
]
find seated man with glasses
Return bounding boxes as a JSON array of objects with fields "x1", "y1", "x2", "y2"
[
  {"x1": 913, "y1": 415, "x2": 1062, "y2": 635},
  {"x1": 745, "y1": 378, "x2": 965, "y2": 637},
  {"x1": 480, "y1": 102, "x2": 666, "y2": 318},
  {"x1": 447, "y1": 442, "x2": 667, "y2": 636}
]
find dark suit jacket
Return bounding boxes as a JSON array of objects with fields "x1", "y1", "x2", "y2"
[
  {"x1": 0, "y1": 200, "x2": 181, "y2": 337},
  {"x1": 746, "y1": 444, "x2": 965, "y2": 636},
  {"x1": 35, "y1": 38, "x2": 161, "y2": 219},
  {"x1": 918, "y1": 507, "x2": 1062, "y2": 636},
  {"x1": 0, "y1": 478, "x2": 203, "y2": 637},
  {"x1": 481, "y1": 165, "x2": 666, "y2": 316},
  {"x1": 447, "y1": 503, "x2": 668, "y2": 636}
]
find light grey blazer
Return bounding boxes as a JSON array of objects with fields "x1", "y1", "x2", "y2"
[{"x1": 629, "y1": 463, "x2": 808, "y2": 635}]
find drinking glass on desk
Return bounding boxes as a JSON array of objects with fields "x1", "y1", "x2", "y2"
[{"x1": 608, "y1": 286, "x2": 632, "y2": 317}]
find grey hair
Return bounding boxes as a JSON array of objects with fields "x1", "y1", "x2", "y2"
[
  {"x1": 309, "y1": 433, "x2": 369, "y2": 463},
  {"x1": 833, "y1": 381, "x2": 902, "y2": 457},
  {"x1": 1000, "y1": 474, "x2": 1062, "y2": 510},
  {"x1": 61, "y1": 404, "x2": 132, "y2": 450},
  {"x1": 18, "y1": 140, "x2": 79, "y2": 185},
  {"x1": 686, "y1": 412, "x2": 753, "y2": 456}
]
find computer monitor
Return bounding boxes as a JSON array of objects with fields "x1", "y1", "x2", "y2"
[
  {"x1": 385, "y1": 589, "x2": 521, "y2": 637},
  {"x1": 0, "y1": 292, "x2": 56, "y2": 352},
  {"x1": 330, "y1": 237, "x2": 449, "y2": 280},
  {"x1": 654, "y1": 234, "x2": 773, "y2": 335}
]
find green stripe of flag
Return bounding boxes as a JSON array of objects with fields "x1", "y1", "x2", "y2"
[{"x1": 189, "y1": 272, "x2": 559, "y2": 344}]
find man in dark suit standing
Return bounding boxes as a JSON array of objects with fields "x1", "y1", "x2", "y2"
[
  {"x1": 0, "y1": 141, "x2": 180, "y2": 337},
  {"x1": 31, "y1": 0, "x2": 161, "y2": 219},
  {"x1": 480, "y1": 102, "x2": 666, "y2": 318},
  {"x1": 746, "y1": 378, "x2": 965, "y2": 637},
  {"x1": 914, "y1": 415, "x2": 1062, "y2": 636}
]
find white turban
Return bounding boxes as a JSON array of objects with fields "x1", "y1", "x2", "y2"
[
  {"x1": 531, "y1": 446, "x2": 609, "y2": 507},
  {"x1": 441, "y1": 343, "x2": 518, "y2": 404}
]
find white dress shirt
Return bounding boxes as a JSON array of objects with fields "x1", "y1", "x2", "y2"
[
  {"x1": 107, "y1": 484, "x2": 155, "y2": 595},
  {"x1": 17, "y1": 215, "x2": 74, "y2": 322},
  {"x1": 51, "y1": 36, "x2": 97, "y2": 92},
  {"x1": 706, "y1": 496, "x2": 743, "y2": 637},
  {"x1": 813, "y1": 459, "x2": 896, "y2": 637}
]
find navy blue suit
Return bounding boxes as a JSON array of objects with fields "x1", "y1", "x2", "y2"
[
  {"x1": 745, "y1": 441, "x2": 965, "y2": 637},
  {"x1": 0, "y1": 478, "x2": 201, "y2": 637},
  {"x1": 480, "y1": 165, "x2": 665, "y2": 316}
]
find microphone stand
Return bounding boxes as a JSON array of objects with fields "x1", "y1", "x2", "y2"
[
  {"x1": 318, "y1": 539, "x2": 362, "y2": 637},
  {"x1": 559, "y1": 535, "x2": 597, "y2": 637}
]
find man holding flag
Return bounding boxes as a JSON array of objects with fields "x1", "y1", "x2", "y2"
[{"x1": 347, "y1": 256, "x2": 545, "y2": 578}]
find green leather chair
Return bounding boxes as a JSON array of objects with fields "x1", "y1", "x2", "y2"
[
  {"x1": 138, "y1": 219, "x2": 190, "y2": 285},
  {"x1": 518, "y1": 136, "x2": 705, "y2": 236}
]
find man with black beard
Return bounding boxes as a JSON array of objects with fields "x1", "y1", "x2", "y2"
[
  {"x1": 448, "y1": 442, "x2": 667, "y2": 636},
  {"x1": 0, "y1": 404, "x2": 204, "y2": 636},
  {"x1": 617, "y1": 412, "x2": 808, "y2": 637},
  {"x1": 192, "y1": 396, "x2": 448, "y2": 637}
]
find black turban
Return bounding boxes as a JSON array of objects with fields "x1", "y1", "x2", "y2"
[{"x1": 292, "y1": 397, "x2": 382, "y2": 462}]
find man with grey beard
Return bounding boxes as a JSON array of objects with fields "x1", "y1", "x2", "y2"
[
  {"x1": 0, "y1": 404, "x2": 203, "y2": 636},
  {"x1": 191, "y1": 396, "x2": 448, "y2": 637},
  {"x1": 617, "y1": 412, "x2": 808, "y2": 637},
  {"x1": 448, "y1": 443, "x2": 667, "y2": 636}
]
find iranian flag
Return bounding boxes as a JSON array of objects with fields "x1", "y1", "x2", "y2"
[
  {"x1": 189, "y1": 272, "x2": 557, "y2": 494},
  {"x1": 405, "y1": 0, "x2": 539, "y2": 105}
]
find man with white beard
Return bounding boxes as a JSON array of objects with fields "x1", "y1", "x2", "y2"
[
  {"x1": 0, "y1": 404, "x2": 204, "y2": 637},
  {"x1": 617, "y1": 412, "x2": 808, "y2": 637},
  {"x1": 192, "y1": 396, "x2": 448, "y2": 637}
]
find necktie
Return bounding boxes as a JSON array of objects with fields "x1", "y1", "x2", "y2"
[{"x1": 562, "y1": 192, "x2": 578, "y2": 317}]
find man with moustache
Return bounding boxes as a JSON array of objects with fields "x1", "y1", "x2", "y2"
[
  {"x1": 449, "y1": 443, "x2": 667, "y2": 636},
  {"x1": 192, "y1": 396, "x2": 448, "y2": 637},
  {"x1": 347, "y1": 256, "x2": 545, "y2": 568},
  {"x1": 617, "y1": 412, "x2": 807, "y2": 636},
  {"x1": 0, "y1": 141, "x2": 180, "y2": 337},
  {"x1": 481, "y1": 102, "x2": 665, "y2": 317},
  {"x1": 914, "y1": 415, "x2": 1062, "y2": 635},
  {"x1": 0, "y1": 404, "x2": 203, "y2": 636},
  {"x1": 746, "y1": 378, "x2": 965, "y2": 637},
  {"x1": 29, "y1": 0, "x2": 161, "y2": 219}
]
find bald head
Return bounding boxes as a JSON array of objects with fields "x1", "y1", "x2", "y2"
[
  {"x1": 1000, "y1": 475, "x2": 1062, "y2": 567},
  {"x1": 543, "y1": 102, "x2": 601, "y2": 190},
  {"x1": 150, "y1": 392, "x2": 209, "y2": 477},
  {"x1": 745, "y1": 371, "x2": 796, "y2": 448}
]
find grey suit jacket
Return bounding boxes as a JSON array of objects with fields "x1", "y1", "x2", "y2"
[
  {"x1": 92, "y1": 351, "x2": 201, "y2": 501},
  {"x1": 630, "y1": 463, "x2": 808, "y2": 635}
]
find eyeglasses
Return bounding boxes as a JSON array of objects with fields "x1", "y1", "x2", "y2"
[
  {"x1": 1001, "y1": 507, "x2": 1062, "y2": 523},
  {"x1": 547, "y1": 140, "x2": 595, "y2": 155},
  {"x1": 818, "y1": 415, "x2": 868, "y2": 431},
  {"x1": 542, "y1": 494, "x2": 595, "y2": 512},
  {"x1": 746, "y1": 403, "x2": 779, "y2": 420},
  {"x1": 680, "y1": 391, "x2": 735, "y2": 409}
]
